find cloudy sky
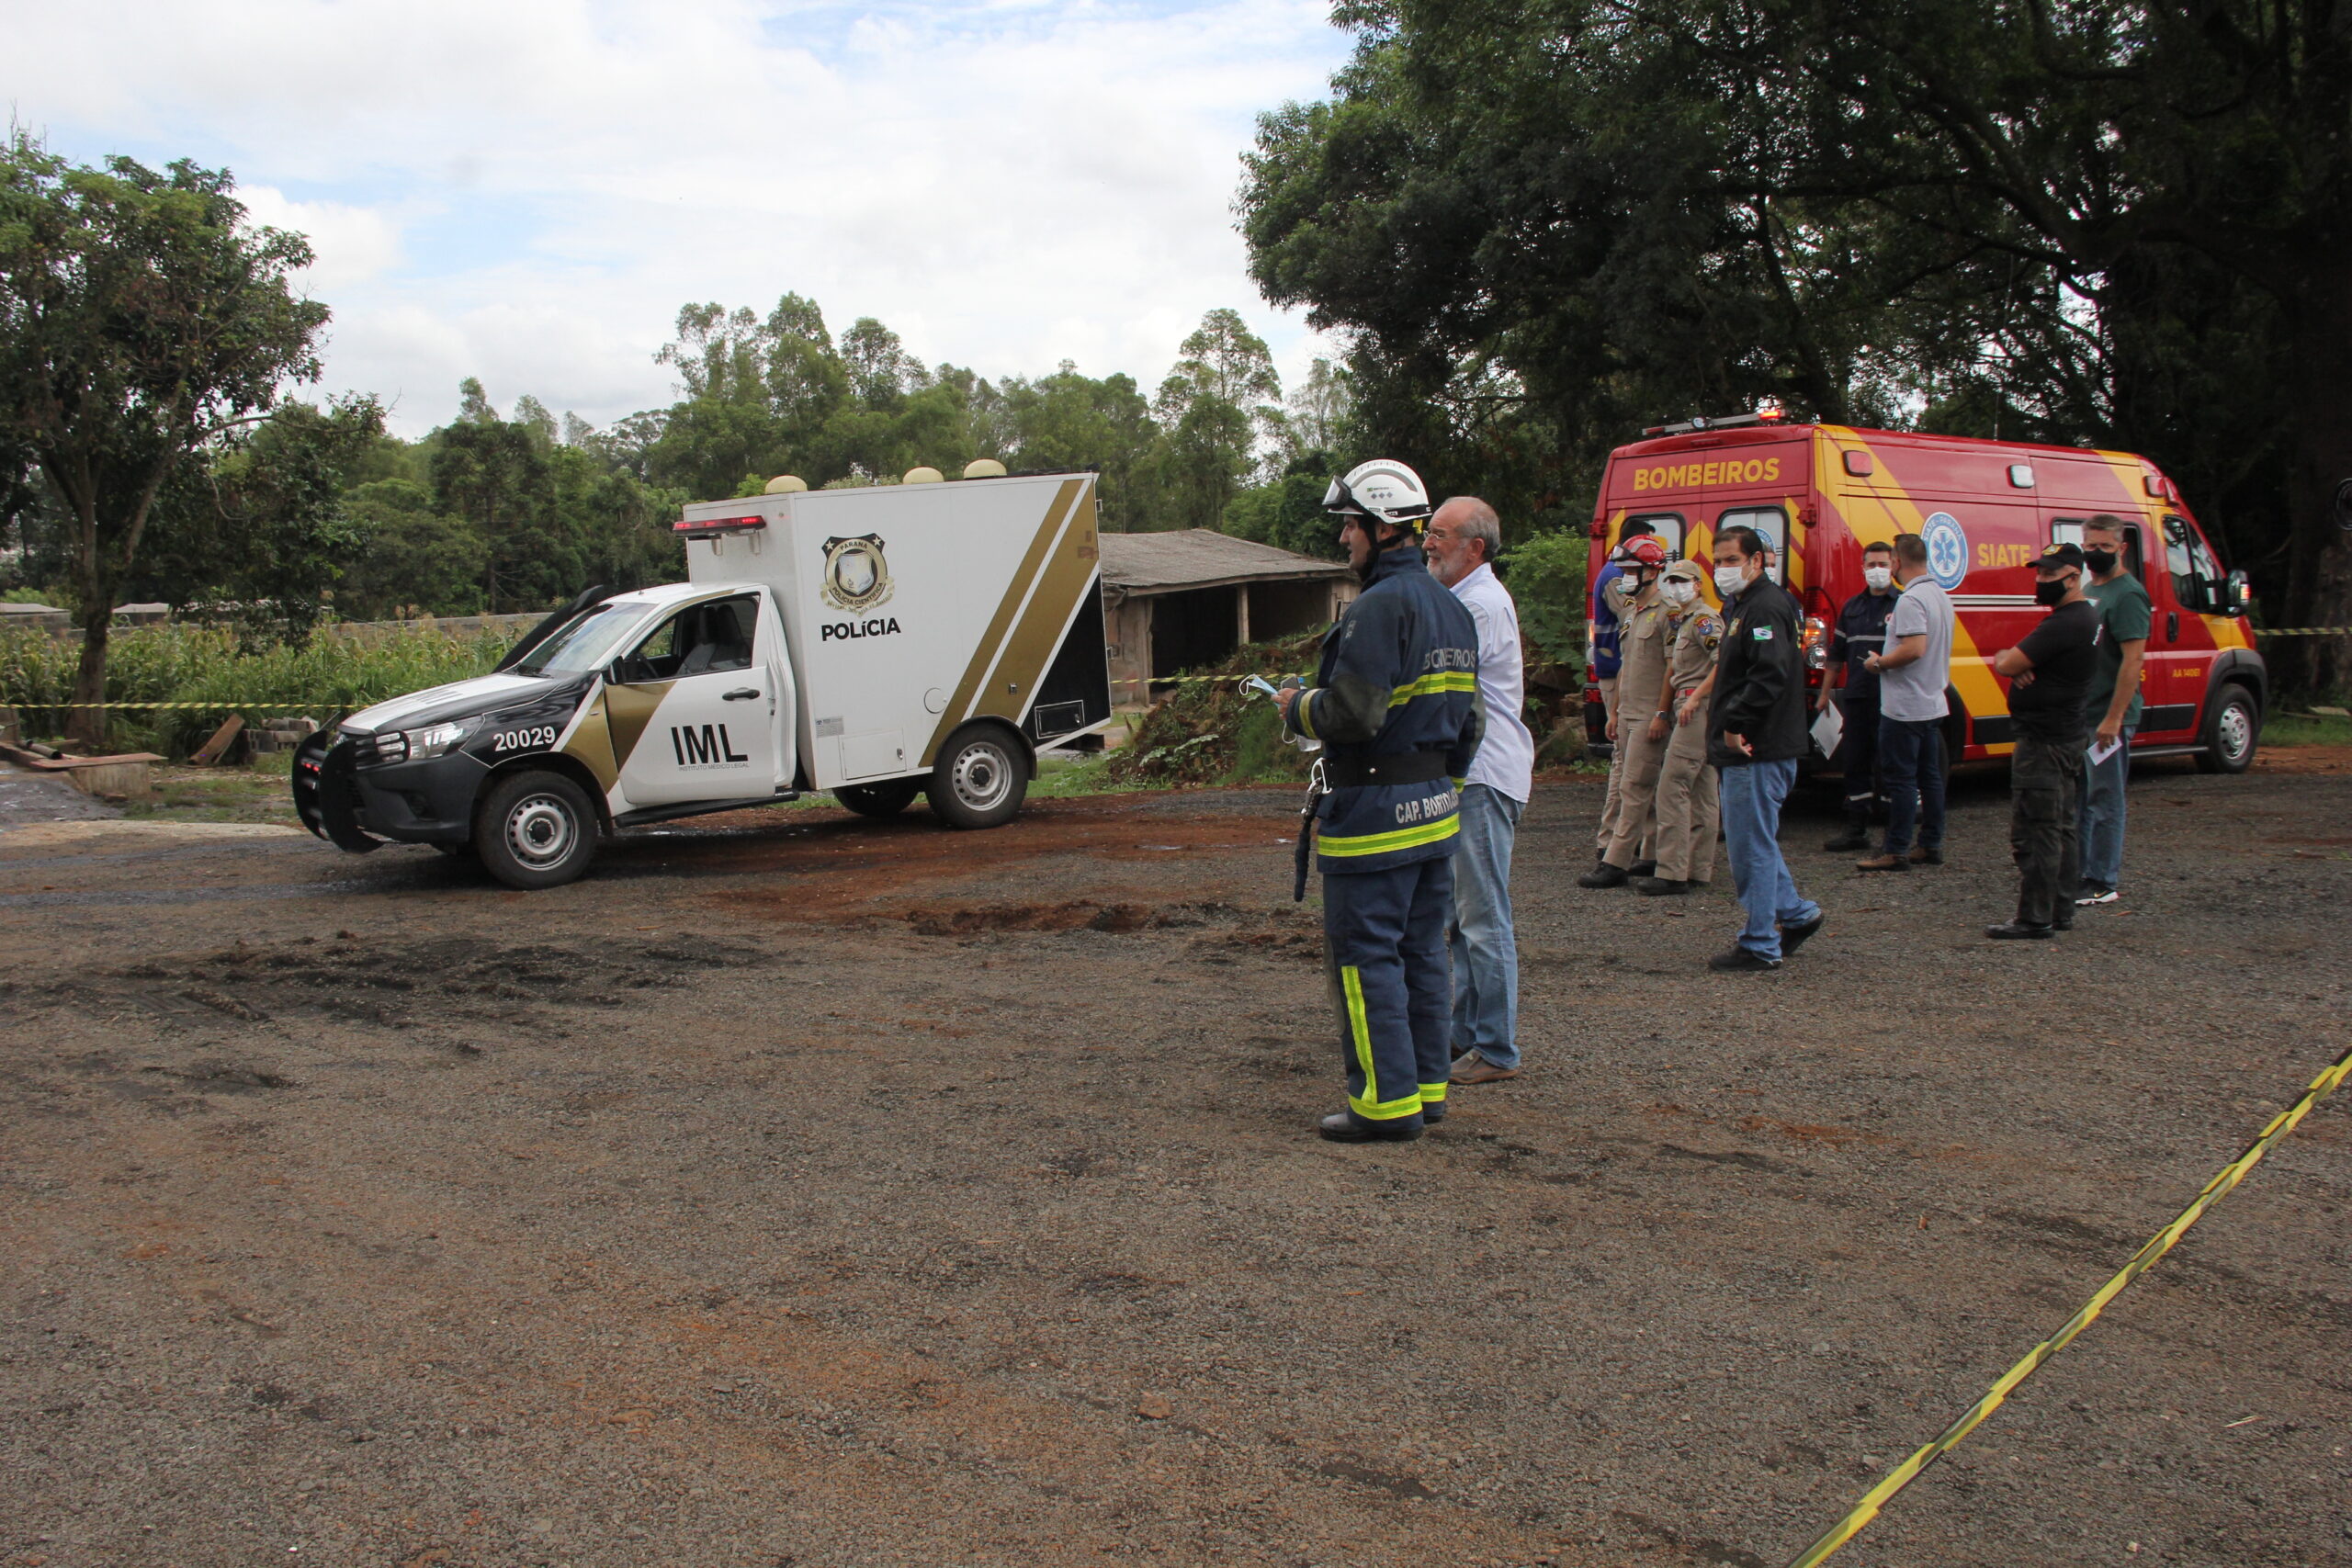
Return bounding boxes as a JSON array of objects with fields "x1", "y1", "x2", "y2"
[{"x1": 6, "y1": 0, "x2": 1356, "y2": 438}]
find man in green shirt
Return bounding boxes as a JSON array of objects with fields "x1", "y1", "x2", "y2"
[{"x1": 2076, "y1": 514, "x2": 2152, "y2": 906}]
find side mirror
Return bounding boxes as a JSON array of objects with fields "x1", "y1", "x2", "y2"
[
  {"x1": 2225, "y1": 570, "x2": 2252, "y2": 618},
  {"x1": 605, "y1": 660, "x2": 630, "y2": 687}
]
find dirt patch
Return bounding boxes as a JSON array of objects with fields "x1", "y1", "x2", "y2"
[{"x1": 2252, "y1": 741, "x2": 2352, "y2": 773}]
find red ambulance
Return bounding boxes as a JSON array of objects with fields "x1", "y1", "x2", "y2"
[{"x1": 1582, "y1": 412, "x2": 2265, "y2": 773}]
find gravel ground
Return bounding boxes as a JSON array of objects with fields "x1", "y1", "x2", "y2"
[{"x1": 1, "y1": 754, "x2": 2346, "y2": 1568}]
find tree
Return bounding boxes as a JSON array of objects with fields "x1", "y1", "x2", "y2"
[
  {"x1": 429, "y1": 406, "x2": 571, "y2": 612},
  {"x1": 1149, "y1": 309, "x2": 1283, "y2": 529},
  {"x1": 139, "y1": 395, "x2": 387, "y2": 640},
  {"x1": 1240, "y1": 0, "x2": 2352, "y2": 687},
  {"x1": 0, "y1": 134, "x2": 331, "y2": 740},
  {"x1": 335, "y1": 479, "x2": 490, "y2": 621}
]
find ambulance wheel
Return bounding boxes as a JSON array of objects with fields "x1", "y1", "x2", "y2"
[
  {"x1": 834, "y1": 779, "x2": 922, "y2": 818},
  {"x1": 926, "y1": 725, "x2": 1027, "y2": 829},
  {"x1": 475, "y1": 771, "x2": 598, "y2": 889},
  {"x1": 2194, "y1": 684, "x2": 2259, "y2": 774}
]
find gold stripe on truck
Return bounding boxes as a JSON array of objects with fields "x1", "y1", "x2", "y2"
[
  {"x1": 561, "y1": 691, "x2": 620, "y2": 792},
  {"x1": 922, "y1": 477, "x2": 1087, "y2": 766},
  {"x1": 604, "y1": 682, "x2": 674, "y2": 772}
]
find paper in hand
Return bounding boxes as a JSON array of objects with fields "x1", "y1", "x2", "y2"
[{"x1": 1810, "y1": 701, "x2": 1843, "y2": 759}]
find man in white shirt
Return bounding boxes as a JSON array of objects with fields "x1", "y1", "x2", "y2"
[
  {"x1": 1856, "y1": 531, "x2": 1955, "y2": 871},
  {"x1": 1423, "y1": 496, "x2": 1534, "y2": 1085}
]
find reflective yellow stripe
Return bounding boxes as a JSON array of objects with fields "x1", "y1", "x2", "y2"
[
  {"x1": 1295, "y1": 689, "x2": 1319, "y2": 740},
  {"x1": 1341, "y1": 965, "x2": 1422, "y2": 1121},
  {"x1": 1419, "y1": 1081, "x2": 1448, "y2": 1103},
  {"x1": 1388, "y1": 671, "x2": 1478, "y2": 706},
  {"x1": 1318, "y1": 814, "x2": 1460, "y2": 858}
]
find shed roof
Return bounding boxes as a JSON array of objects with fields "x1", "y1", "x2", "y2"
[{"x1": 1097, "y1": 529, "x2": 1350, "y2": 596}]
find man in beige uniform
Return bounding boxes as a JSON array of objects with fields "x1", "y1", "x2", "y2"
[
  {"x1": 1581, "y1": 538, "x2": 1668, "y2": 888},
  {"x1": 1635, "y1": 558, "x2": 1724, "y2": 895}
]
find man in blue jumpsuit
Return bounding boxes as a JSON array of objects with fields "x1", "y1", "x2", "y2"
[{"x1": 1281, "y1": 459, "x2": 1485, "y2": 1144}]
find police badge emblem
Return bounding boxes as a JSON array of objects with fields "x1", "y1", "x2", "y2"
[{"x1": 820, "y1": 535, "x2": 894, "y2": 614}]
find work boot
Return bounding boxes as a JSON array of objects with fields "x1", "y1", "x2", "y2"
[
  {"x1": 1317, "y1": 1111, "x2": 1425, "y2": 1144},
  {"x1": 1633, "y1": 875, "x2": 1690, "y2": 896},
  {"x1": 1779, "y1": 914, "x2": 1826, "y2": 955},
  {"x1": 1578, "y1": 863, "x2": 1630, "y2": 889},
  {"x1": 1822, "y1": 823, "x2": 1871, "y2": 852},
  {"x1": 1707, "y1": 946, "x2": 1781, "y2": 972},
  {"x1": 1449, "y1": 1055, "x2": 1520, "y2": 1086},
  {"x1": 1855, "y1": 852, "x2": 1908, "y2": 872},
  {"x1": 1628, "y1": 859, "x2": 1657, "y2": 878}
]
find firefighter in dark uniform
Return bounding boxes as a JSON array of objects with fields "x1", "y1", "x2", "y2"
[
  {"x1": 1819, "y1": 539, "x2": 1901, "y2": 851},
  {"x1": 1280, "y1": 459, "x2": 1485, "y2": 1144}
]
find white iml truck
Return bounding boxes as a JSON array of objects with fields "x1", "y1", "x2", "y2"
[{"x1": 294, "y1": 468, "x2": 1112, "y2": 887}]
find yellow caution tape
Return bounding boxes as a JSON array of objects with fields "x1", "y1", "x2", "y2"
[
  {"x1": 2252, "y1": 626, "x2": 2352, "y2": 637},
  {"x1": 1783, "y1": 1042, "x2": 2352, "y2": 1568},
  {"x1": 0, "y1": 700, "x2": 338, "y2": 710}
]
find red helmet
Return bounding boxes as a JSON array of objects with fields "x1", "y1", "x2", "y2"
[{"x1": 1613, "y1": 536, "x2": 1668, "y2": 570}]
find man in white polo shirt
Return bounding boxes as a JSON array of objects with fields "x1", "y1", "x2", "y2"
[{"x1": 1423, "y1": 496, "x2": 1535, "y2": 1085}]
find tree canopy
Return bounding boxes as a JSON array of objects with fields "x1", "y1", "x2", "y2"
[{"x1": 1239, "y1": 0, "x2": 2352, "y2": 685}]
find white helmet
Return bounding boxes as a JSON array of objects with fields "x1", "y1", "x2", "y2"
[{"x1": 1323, "y1": 458, "x2": 1432, "y2": 531}]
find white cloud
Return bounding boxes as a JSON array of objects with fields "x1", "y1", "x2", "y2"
[{"x1": 5, "y1": 0, "x2": 1355, "y2": 438}]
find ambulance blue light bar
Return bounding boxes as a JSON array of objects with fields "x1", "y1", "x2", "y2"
[{"x1": 673, "y1": 513, "x2": 768, "y2": 536}]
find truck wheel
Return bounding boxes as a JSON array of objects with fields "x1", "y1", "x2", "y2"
[
  {"x1": 926, "y1": 724, "x2": 1027, "y2": 829},
  {"x1": 2194, "y1": 683, "x2": 2259, "y2": 774},
  {"x1": 474, "y1": 771, "x2": 598, "y2": 888},
  {"x1": 834, "y1": 779, "x2": 922, "y2": 818}
]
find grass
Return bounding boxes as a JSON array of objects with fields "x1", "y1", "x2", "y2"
[
  {"x1": 119, "y1": 750, "x2": 306, "y2": 828},
  {"x1": 2262, "y1": 710, "x2": 2352, "y2": 748}
]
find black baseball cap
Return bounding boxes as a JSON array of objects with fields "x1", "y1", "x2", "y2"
[{"x1": 2037, "y1": 542, "x2": 2086, "y2": 572}]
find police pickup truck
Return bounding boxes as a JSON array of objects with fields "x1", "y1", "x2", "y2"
[{"x1": 294, "y1": 468, "x2": 1112, "y2": 888}]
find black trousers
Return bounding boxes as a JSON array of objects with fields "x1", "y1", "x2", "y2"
[
  {"x1": 2010, "y1": 730, "x2": 2085, "y2": 926},
  {"x1": 1837, "y1": 694, "x2": 1882, "y2": 821}
]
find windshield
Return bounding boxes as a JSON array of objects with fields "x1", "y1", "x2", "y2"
[{"x1": 513, "y1": 602, "x2": 659, "y2": 676}]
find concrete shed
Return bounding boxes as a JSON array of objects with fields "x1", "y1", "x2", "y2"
[{"x1": 1097, "y1": 530, "x2": 1356, "y2": 703}]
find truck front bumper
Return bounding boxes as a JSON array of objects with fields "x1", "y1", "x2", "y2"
[{"x1": 294, "y1": 733, "x2": 485, "y2": 849}]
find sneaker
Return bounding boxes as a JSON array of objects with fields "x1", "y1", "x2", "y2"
[
  {"x1": 1577, "y1": 863, "x2": 1630, "y2": 889},
  {"x1": 2075, "y1": 885, "x2": 2119, "y2": 906},
  {"x1": 1633, "y1": 875, "x2": 1691, "y2": 896},
  {"x1": 1911, "y1": 845, "x2": 1944, "y2": 866},
  {"x1": 1855, "y1": 853, "x2": 1908, "y2": 873},
  {"x1": 1708, "y1": 946, "x2": 1782, "y2": 972},
  {"x1": 1779, "y1": 913, "x2": 1826, "y2": 955},
  {"x1": 1984, "y1": 920, "x2": 2055, "y2": 941}
]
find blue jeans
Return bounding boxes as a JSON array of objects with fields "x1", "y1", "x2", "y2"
[
  {"x1": 2077, "y1": 726, "x2": 2134, "y2": 889},
  {"x1": 1720, "y1": 759, "x2": 1820, "y2": 960},
  {"x1": 1877, "y1": 716, "x2": 1946, "y2": 855},
  {"x1": 1448, "y1": 784, "x2": 1523, "y2": 1069}
]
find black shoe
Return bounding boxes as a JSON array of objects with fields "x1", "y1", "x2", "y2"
[
  {"x1": 2052, "y1": 913, "x2": 2074, "y2": 931},
  {"x1": 1779, "y1": 914, "x2": 1826, "y2": 955},
  {"x1": 1911, "y1": 846, "x2": 1944, "y2": 866},
  {"x1": 1577, "y1": 863, "x2": 1630, "y2": 889},
  {"x1": 1634, "y1": 876, "x2": 1691, "y2": 896},
  {"x1": 1822, "y1": 828, "x2": 1871, "y2": 852},
  {"x1": 1317, "y1": 1111, "x2": 1425, "y2": 1143},
  {"x1": 1628, "y1": 860, "x2": 1657, "y2": 878},
  {"x1": 1708, "y1": 946, "x2": 1782, "y2": 972},
  {"x1": 1420, "y1": 1100, "x2": 1447, "y2": 1125},
  {"x1": 1984, "y1": 920, "x2": 2055, "y2": 941}
]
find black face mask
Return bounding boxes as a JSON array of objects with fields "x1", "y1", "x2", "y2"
[
  {"x1": 2084, "y1": 547, "x2": 2119, "y2": 575},
  {"x1": 2033, "y1": 577, "x2": 2072, "y2": 606}
]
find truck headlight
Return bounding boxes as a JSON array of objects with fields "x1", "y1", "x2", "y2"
[{"x1": 401, "y1": 718, "x2": 480, "y2": 760}]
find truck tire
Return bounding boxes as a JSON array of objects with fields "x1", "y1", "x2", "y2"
[
  {"x1": 2194, "y1": 682, "x2": 2259, "y2": 774},
  {"x1": 834, "y1": 779, "x2": 922, "y2": 818},
  {"x1": 926, "y1": 724, "x2": 1028, "y2": 829},
  {"x1": 474, "y1": 770, "x2": 599, "y2": 889}
]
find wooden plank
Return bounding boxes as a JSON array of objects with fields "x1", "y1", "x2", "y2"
[{"x1": 188, "y1": 714, "x2": 244, "y2": 765}]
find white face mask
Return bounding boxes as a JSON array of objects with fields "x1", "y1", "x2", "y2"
[
  {"x1": 1660, "y1": 579, "x2": 1698, "y2": 607},
  {"x1": 1713, "y1": 564, "x2": 1748, "y2": 599},
  {"x1": 1864, "y1": 566, "x2": 1894, "y2": 591}
]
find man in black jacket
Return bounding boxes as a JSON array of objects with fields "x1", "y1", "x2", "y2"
[{"x1": 1704, "y1": 525, "x2": 1823, "y2": 971}]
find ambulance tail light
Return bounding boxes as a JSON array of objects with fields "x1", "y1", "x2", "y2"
[
  {"x1": 1802, "y1": 615, "x2": 1830, "y2": 671},
  {"x1": 674, "y1": 513, "x2": 768, "y2": 536}
]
